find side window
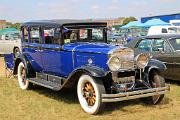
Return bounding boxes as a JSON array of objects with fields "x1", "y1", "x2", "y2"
[
  {"x1": 30, "y1": 27, "x2": 40, "y2": 43},
  {"x1": 23, "y1": 27, "x2": 28, "y2": 42},
  {"x1": 44, "y1": 27, "x2": 60, "y2": 45},
  {"x1": 137, "y1": 39, "x2": 152, "y2": 51},
  {"x1": 152, "y1": 39, "x2": 171, "y2": 53},
  {"x1": 152, "y1": 39, "x2": 164, "y2": 51}
]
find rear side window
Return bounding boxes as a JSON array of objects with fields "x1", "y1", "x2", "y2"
[
  {"x1": 44, "y1": 27, "x2": 60, "y2": 45},
  {"x1": 30, "y1": 27, "x2": 40, "y2": 43},
  {"x1": 152, "y1": 39, "x2": 164, "y2": 51},
  {"x1": 137, "y1": 39, "x2": 152, "y2": 51}
]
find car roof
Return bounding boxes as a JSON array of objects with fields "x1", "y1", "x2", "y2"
[
  {"x1": 126, "y1": 34, "x2": 180, "y2": 48},
  {"x1": 21, "y1": 19, "x2": 107, "y2": 28},
  {"x1": 141, "y1": 34, "x2": 180, "y2": 39}
]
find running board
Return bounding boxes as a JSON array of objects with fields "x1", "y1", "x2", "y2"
[{"x1": 28, "y1": 78, "x2": 61, "y2": 91}]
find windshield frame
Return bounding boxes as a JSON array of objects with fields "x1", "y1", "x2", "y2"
[{"x1": 61, "y1": 26, "x2": 107, "y2": 45}]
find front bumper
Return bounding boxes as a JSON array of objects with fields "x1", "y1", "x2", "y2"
[{"x1": 102, "y1": 86, "x2": 170, "y2": 102}]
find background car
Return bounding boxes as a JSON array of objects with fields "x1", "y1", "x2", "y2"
[
  {"x1": 126, "y1": 35, "x2": 180, "y2": 81},
  {"x1": 0, "y1": 30, "x2": 21, "y2": 57}
]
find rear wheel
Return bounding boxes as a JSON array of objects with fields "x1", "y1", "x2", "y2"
[
  {"x1": 141, "y1": 71, "x2": 165, "y2": 104},
  {"x1": 17, "y1": 62, "x2": 31, "y2": 90},
  {"x1": 77, "y1": 74, "x2": 105, "y2": 114}
]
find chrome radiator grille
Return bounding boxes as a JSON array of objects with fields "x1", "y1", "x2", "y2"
[{"x1": 110, "y1": 48, "x2": 135, "y2": 69}]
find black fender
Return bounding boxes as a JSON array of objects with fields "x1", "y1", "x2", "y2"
[
  {"x1": 143, "y1": 58, "x2": 167, "y2": 82},
  {"x1": 63, "y1": 65, "x2": 107, "y2": 88},
  {"x1": 145, "y1": 58, "x2": 167, "y2": 73},
  {"x1": 71, "y1": 65, "x2": 107, "y2": 78},
  {"x1": 13, "y1": 54, "x2": 33, "y2": 77}
]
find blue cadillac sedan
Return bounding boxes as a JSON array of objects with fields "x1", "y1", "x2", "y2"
[{"x1": 13, "y1": 20, "x2": 169, "y2": 114}]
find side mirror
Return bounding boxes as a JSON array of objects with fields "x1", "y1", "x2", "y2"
[{"x1": 158, "y1": 48, "x2": 164, "y2": 54}]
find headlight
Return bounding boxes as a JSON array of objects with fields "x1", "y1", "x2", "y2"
[
  {"x1": 135, "y1": 53, "x2": 149, "y2": 68},
  {"x1": 107, "y1": 56, "x2": 121, "y2": 71}
]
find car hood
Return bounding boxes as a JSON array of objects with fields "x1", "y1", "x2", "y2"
[{"x1": 63, "y1": 42, "x2": 125, "y2": 54}]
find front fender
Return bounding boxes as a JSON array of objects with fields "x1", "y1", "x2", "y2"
[
  {"x1": 143, "y1": 59, "x2": 167, "y2": 82},
  {"x1": 145, "y1": 59, "x2": 167, "y2": 73},
  {"x1": 72, "y1": 65, "x2": 107, "y2": 78}
]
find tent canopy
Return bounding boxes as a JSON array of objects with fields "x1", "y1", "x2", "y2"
[
  {"x1": 143, "y1": 19, "x2": 170, "y2": 27},
  {"x1": 121, "y1": 21, "x2": 144, "y2": 28},
  {"x1": 0, "y1": 28, "x2": 18, "y2": 35}
]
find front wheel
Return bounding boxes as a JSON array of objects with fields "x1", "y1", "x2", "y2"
[
  {"x1": 77, "y1": 74, "x2": 105, "y2": 114},
  {"x1": 17, "y1": 62, "x2": 31, "y2": 90},
  {"x1": 141, "y1": 71, "x2": 165, "y2": 104}
]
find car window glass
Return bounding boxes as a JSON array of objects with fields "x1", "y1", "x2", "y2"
[
  {"x1": 44, "y1": 27, "x2": 60, "y2": 45},
  {"x1": 169, "y1": 38, "x2": 180, "y2": 51},
  {"x1": 152, "y1": 39, "x2": 164, "y2": 51},
  {"x1": 63, "y1": 28, "x2": 105, "y2": 44},
  {"x1": 30, "y1": 27, "x2": 40, "y2": 43},
  {"x1": 152, "y1": 39, "x2": 172, "y2": 53},
  {"x1": 137, "y1": 39, "x2": 152, "y2": 51},
  {"x1": 162, "y1": 28, "x2": 167, "y2": 33},
  {"x1": 23, "y1": 27, "x2": 28, "y2": 42}
]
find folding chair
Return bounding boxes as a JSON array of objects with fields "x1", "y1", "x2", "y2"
[{"x1": 4, "y1": 54, "x2": 14, "y2": 78}]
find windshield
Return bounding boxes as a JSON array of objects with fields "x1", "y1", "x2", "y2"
[
  {"x1": 169, "y1": 38, "x2": 180, "y2": 51},
  {"x1": 63, "y1": 27, "x2": 106, "y2": 44}
]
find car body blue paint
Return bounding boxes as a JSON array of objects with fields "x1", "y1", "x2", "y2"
[{"x1": 21, "y1": 41, "x2": 121, "y2": 78}]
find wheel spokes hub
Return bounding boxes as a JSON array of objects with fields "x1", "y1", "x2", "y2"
[{"x1": 83, "y1": 82, "x2": 96, "y2": 106}]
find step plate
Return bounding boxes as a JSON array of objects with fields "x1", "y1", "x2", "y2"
[{"x1": 28, "y1": 78, "x2": 61, "y2": 91}]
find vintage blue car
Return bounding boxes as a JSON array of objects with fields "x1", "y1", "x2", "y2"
[{"x1": 12, "y1": 20, "x2": 169, "y2": 114}]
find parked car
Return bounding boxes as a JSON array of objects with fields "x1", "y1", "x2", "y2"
[
  {"x1": 147, "y1": 26, "x2": 180, "y2": 36},
  {"x1": 11, "y1": 20, "x2": 169, "y2": 114},
  {"x1": 126, "y1": 35, "x2": 180, "y2": 81},
  {"x1": 0, "y1": 31, "x2": 21, "y2": 57}
]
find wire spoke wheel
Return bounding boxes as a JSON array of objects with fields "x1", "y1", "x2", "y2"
[
  {"x1": 83, "y1": 82, "x2": 96, "y2": 106},
  {"x1": 17, "y1": 62, "x2": 30, "y2": 90},
  {"x1": 77, "y1": 74, "x2": 105, "y2": 114}
]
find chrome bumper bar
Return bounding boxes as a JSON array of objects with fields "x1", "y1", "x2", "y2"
[{"x1": 102, "y1": 86, "x2": 170, "y2": 102}]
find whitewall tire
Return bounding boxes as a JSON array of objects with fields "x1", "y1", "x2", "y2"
[
  {"x1": 77, "y1": 74, "x2": 105, "y2": 114},
  {"x1": 17, "y1": 62, "x2": 30, "y2": 90}
]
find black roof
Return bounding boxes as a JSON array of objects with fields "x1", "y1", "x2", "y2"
[
  {"x1": 21, "y1": 19, "x2": 107, "y2": 28},
  {"x1": 126, "y1": 34, "x2": 180, "y2": 48}
]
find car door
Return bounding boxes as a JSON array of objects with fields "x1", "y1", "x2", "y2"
[
  {"x1": 167, "y1": 38, "x2": 180, "y2": 80},
  {"x1": 41, "y1": 27, "x2": 63, "y2": 76},
  {"x1": 22, "y1": 26, "x2": 43, "y2": 72},
  {"x1": 151, "y1": 38, "x2": 175, "y2": 80}
]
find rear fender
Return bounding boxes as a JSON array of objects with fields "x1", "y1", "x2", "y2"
[{"x1": 13, "y1": 54, "x2": 33, "y2": 77}]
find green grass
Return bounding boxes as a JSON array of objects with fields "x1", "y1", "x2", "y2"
[{"x1": 0, "y1": 57, "x2": 180, "y2": 120}]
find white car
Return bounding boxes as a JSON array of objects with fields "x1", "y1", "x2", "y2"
[
  {"x1": 147, "y1": 26, "x2": 180, "y2": 36},
  {"x1": 0, "y1": 31, "x2": 21, "y2": 57}
]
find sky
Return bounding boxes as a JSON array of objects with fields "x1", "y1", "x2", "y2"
[{"x1": 0, "y1": 0, "x2": 180, "y2": 23}]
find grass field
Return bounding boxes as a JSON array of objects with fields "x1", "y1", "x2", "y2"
[{"x1": 0, "y1": 57, "x2": 180, "y2": 120}]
